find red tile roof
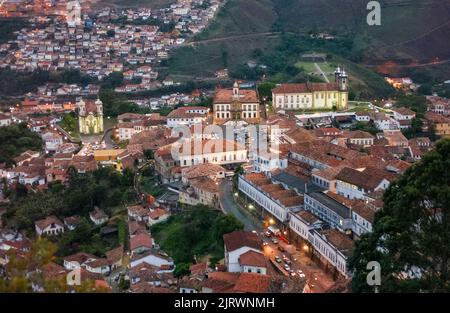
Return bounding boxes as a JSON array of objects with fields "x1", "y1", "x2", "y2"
[
  {"x1": 239, "y1": 250, "x2": 267, "y2": 268},
  {"x1": 223, "y1": 230, "x2": 260, "y2": 252},
  {"x1": 233, "y1": 273, "x2": 271, "y2": 293},
  {"x1": 130, "y1": 233, "x2": 153, "y2": 251}
]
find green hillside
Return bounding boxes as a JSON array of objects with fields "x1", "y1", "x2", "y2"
[
  {"x1": 272, "y1": 0, "x2": 450, "y2": 63},
  {"x1": 165, "y1": 0, "x2": 450, "y2": 98},
  {"x1": 168, "y1": 0, "x2": 278, "y2": 78}
]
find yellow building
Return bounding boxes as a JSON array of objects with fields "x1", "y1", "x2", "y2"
[
  {"x1": 425, "y1": 112, "x2": 450, "y2": 137},
  {"x1": 93, "y1": 149, "x2": 127, "y2": 170},
  {"x1": 78, "y1": 99, "x2": 104, "y2": 134},
  {"x1": 272, "y1": 67, "x2": 348, "y2": 111}
]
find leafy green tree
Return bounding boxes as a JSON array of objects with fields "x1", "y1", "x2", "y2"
[
  {"x1": 174, "y1": 262, "x2": 191, "y2": 278},
  {"x1": 258, "y1": 82, "x2": 276, "y2": 101},
  {"x1": 0, "y1": 123, "x2": 42, "y2": 166},
  {"x1": 349, "y1": 139, "x2": 450, "y2": 292}
]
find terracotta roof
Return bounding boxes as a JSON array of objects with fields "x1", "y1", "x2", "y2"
[
  {"x1": 105, "y1": 245, "x2": 123, "y2": 265},
  {"x1": 190, "y1": 177, "x2": 220, "y2": 194},
  {"x1": 319, "y1": 229, "x2": 354, "y2": 257},
  {"x1": 128, "y1": 220, "x2": 147, "y2": 236},
  {"x1": 128, "y1": 204, "x2": 148, "y2": 217},
  {"x1": 239, "y1": 250, "x2": 267, "y2": 268},
  {"x1": 130, "y1": 233, "x2": 153, "y2": 251},
  {"x1": 64, "y1": 252, "x2": 97, "y2": 264},
  {"x1": 233, "y1": 273, "x2": 271, "y2": 293},
  {"x1": 425, "y1": 111, "x2": 450, "y2": 123},
  {"x1": 189, "y1": 262, "x2": 208, "y2": 276},
  {"x1": 214, "y1": 89, "x2": 258, "y2": 103},
  {"x1": 148, "y1": 208, "x2": 169, "y2": 220},
  {"x1": 283, "y1": 127, "x2": 317, "y2": 143},
  {"x1": 336, "y1": 167, "x2": 396, "y2": 191},
  {"x1": 89, "y1": 208, "x2": 108, "y2": 220},
  {"x1": 39, "y1": 262, "x2": 68, "y2": 278},
  {"x1": 203, "y1": 272, "x2": 240, "y2": 292},
  {"x1": 167, "y1": 107, "x2": 208, "y2": 119},
  {"x1": 35, "y1": 216, "x2": 63, "y2": 230},
  {"x1": 86, "y1": 258, "x2": 110, "y2": 268},
  {"x1": 392, "y1": 107, "x2": 415, "y2": 116},
  {"x1": 343, "y1": 130, "x2": 374, "y2": 139},
  {"x1": 131, "y1": 282, "x2": 176, "y2": 293},
  {"x1": 223, "y1": 230, "x2": 261, "y2": 252},
  {"x1": 351, "y1": 200, "x2": 376, "y2": 223},
  {"x1": 63, "y1": 215, "x2": 80, "y2": 227},
  {"x1": 182, "y1": 163, "x2": 225, "y2": 180},
  {"x1": 312, "y1": 166, "x2": 344, "y2": 180},
  {"x1": 296, "y1": 210, "x2": 321, "y2": 225},
  {"x1": 272, "y1": 82, "x2": 340, "y2": 94}
]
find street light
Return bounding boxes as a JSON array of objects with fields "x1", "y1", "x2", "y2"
[{"x1": 269, "y1": 218, "x2": 275, "y2": 225}]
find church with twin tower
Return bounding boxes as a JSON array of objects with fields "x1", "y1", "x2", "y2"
[{"x1": 77, "y1": 99, "x2": 104, "y2": 135}]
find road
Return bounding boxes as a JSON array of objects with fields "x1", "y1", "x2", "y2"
[
  {"x1": 102, "y1": 128, "x2": 115, "y2": 149},
  {"x1": 219, "y1": 180, "x2": 262, "y2": 232},
  {"x1": 314, "y1": 63, "x2": 330, "y2": 83},
  {"x1": 261, "y1": 235, "x2": 336, "y2": 293}
]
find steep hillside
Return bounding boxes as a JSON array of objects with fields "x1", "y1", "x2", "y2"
[
  {"x1": 272, "y1": 0, "x2": 450, "y2": 65},
  {"x1": 168, "y1": 0, "x2": 279, "y2": 77}
]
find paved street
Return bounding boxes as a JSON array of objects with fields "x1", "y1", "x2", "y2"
[
  {"x1": 261, "y1": 234, "x2": 336, "y2": 293},
  {"x1": 219, "y1": 180, "x2": 337, "y2": 292},
  {"x1": 219, "y1": 180, "x2": 262, "y2": 232},
  {"x1": 102, "y1": 128, "x2": 115, "y2": 149}
]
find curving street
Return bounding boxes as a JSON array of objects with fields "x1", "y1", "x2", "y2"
[{"x1": 219, "y1": 179, "x2": 262, "y2": 232}]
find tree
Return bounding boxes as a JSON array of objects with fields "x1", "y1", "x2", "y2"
[
  {"x1": 144, "y1": 149, "x2": 154, "y2": 160},
  {"x1": 349, "y1": 139, "x2": 450, "y2": 292},
  {"x1": 174, "y1": 262, "x2": 191, "y2": 278},
  {"x1": 257, "y1": 82, "x2": 276, "y2": 101}
]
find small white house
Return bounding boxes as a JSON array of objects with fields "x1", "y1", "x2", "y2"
[
  {"x1": 35, "y1": 216, "x2": 65, "y2": 236},
  {"x1": 85, "y1": 258, "x2": 110, "y2": 275},
  {"x1": 238, "y1": 250, "x2": 267, "y2": 275},
  {"x1": 129, "y1": 251, "x2": 174, "y2": 270},
  {"x1": 223, "y1": 230, "x2": 262, "y2": 273},
  {"x1": 89, "y1": 207, "x2": 108, "y2": 225}
]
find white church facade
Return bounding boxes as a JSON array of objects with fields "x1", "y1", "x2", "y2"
[{"x1": 272, "y1": 67, "x2": 349, "y2": 111}]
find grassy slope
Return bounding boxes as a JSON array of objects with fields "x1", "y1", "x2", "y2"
[
  {"x1": 272, "y1": 0, "x2": 450, "y2": 63},
  {"x1": 168, "y1": 0, "x2": 279, "y2": 77},
  {"x1": 168, "y1": 0, "x2": 394, "y2": 98}
]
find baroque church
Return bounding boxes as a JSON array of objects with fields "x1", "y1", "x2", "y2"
[{"x1": 77, "y1": 99, "x2": 104, "y2": 135}]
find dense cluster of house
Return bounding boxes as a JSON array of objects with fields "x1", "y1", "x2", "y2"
[{"x1": 0, "y1": 0, "x2": 222, "y2": 87}]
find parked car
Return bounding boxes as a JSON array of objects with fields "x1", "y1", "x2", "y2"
[
  {"x1": 271, "y1": 238, "x2": 279, "y2": 244},
  {"x1": 262, "y1": 241, "x2": 268, "y2": 247},
  {"x1": 275, "y1": 256, "x2": 282, "y2": 263},
  {"x1": 285, "y1": 259, "x2": 292, "y2": 266},
  {"x1": 284, "y1": 264, "x2": 290, "y2": 271}
]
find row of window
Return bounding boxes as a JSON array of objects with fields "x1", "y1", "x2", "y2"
[{"x1": 239, "y1": 179, "x2": 285, "y2": 222}]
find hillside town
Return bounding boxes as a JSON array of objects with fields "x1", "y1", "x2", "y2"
[{"x1": 0, "y1": 0, "x2": 449, "y2": 296}]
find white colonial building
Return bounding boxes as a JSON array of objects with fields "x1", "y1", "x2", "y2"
[
  {"x1": 166, "y1": 106, "x2": 209, "y2": 128},
  {"x1": 238, "y1": 173, "x2": 303, "y2": 224},
  {"x1": 175, "y1": 139, "x2": 247, "y2": 167},
  {"x1": 272, "y1": 67, "x2": 348, "y2": 111}
]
